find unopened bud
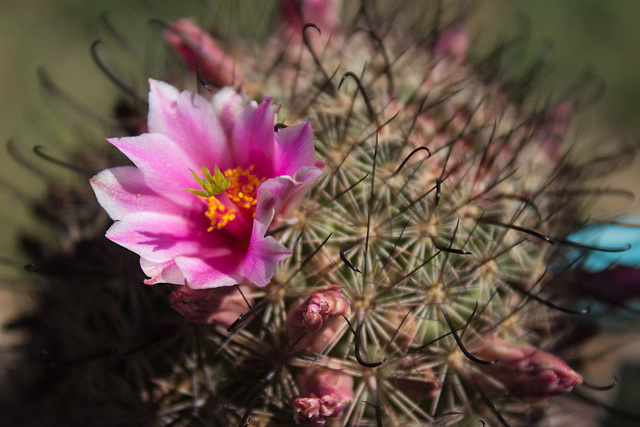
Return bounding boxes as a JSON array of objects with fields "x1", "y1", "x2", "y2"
[
  {"x1": 163, "y1": 18, "x2": 243, "y2": 87},
  {"x1": 293, "y1": 367, "x2": 353, "y2": 426},
  {"x1": 279, "y1": 0, "x2": 341, "y2": 45},
  {"x1": 433, "y1": 27, "x2": 469, "y2": 64},
  {"x1": 473, "y1": 335, "x2": 583, "y2": 399},
  {"x1": 169, "y1": 284, "x2": 253, "y2": 328},
  {"x1": 287, "y1": 285, "x2": 350, "y2": 352}
]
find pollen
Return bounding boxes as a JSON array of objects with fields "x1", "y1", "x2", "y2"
[{"x1": 204, "y1": 165, "x2": 266, "y2": 231}]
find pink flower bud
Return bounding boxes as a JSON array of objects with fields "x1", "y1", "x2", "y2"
[
  {"x1": 287, "y1": 285, "x2": 350, "y2": 352},
  {"x1": 433, "y1": 27, "x2": 469, "y2": 64},
  {"x1": 473, "y1": 335, "x2": 583, "y2": 399},
  {"x1": 293, "y1": 367, "x2": 353, "y2": 426},
  {"x1": 163, "y1": 18, "x2": 243, "y2": 87},
  {"x1": 169, "y1": 284, "x2": 253, "y2": 328},
  {"x1": 279, "y1": 0, "x2": 341, "y2": 45},
  {"x1": 291, "y1": 285, "x2": 350, "y2": 330}
]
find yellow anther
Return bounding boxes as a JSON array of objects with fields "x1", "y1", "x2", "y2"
[{"x1": 199, "y1": 165, "x2": 266, "y2": 231}]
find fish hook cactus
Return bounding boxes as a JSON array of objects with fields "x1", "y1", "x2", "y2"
[{"x1": 6, "y1": 1, "x2": 640, "y2": 426}]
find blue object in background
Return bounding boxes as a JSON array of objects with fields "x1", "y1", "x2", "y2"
[{"x1": 567, "y1": 217, "x2": 640, "y2": 272}]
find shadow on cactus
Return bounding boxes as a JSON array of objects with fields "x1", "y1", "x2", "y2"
[{"x1": 2, "y1": 1, "x2": 640, "y2": 426}]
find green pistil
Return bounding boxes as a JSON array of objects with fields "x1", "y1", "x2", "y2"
[{"x1": 186, "y1": 164, "x2": 230, "y2": 198}]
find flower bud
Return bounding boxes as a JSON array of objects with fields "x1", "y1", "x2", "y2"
[
  {"x1": 293, "y1": 367, "x2": 353, "y2": 426},
  {"x1": 433, "y1": 26, "x2": 469, "y2": 64},
  {"x1": 287, "y1": 285, "x2": 350, "y2": 352},
  {"x1": 163, "y1": 18, "x2": 243, "y2": 87},
  {"x1": 472, "y1": 335, "x2": 583, "y2": 399},
  {"x1": 169, "y1": 284, "x2": 253, "y2": 328},
  {"x1": 279, "y1": 0, "x2": 341, "y2": 46}
]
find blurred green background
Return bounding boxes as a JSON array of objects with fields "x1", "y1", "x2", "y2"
[
  {"x1": 476, "y1": 0, "x2": 640, "y2": 137},
  {"x1": 1, "y1": 1, "x2": 639, "y2": 425},
  {"x1": 2, "y1": 0, "x2": 639, "y2": 240}
]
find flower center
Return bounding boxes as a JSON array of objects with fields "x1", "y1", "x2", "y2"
[{"x1": 204, "y1": 165, "x2": 266, "y2": 231}]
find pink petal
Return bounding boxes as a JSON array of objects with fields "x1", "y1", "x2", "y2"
[
  {"x1": 108, "y1": 133, "x2": 199, "y2": 206},
  {"x1": 231, "y1": 97, "x2": 276, "y2": 178},
  {"x1": 147, "y1": 79, "x2": 232, "y2": 169},
  {"x1": 105, "y1": 211, "x2": 224, "y2": 264},
  {"x1": 273, "y1": 121, "x2": 317, "y2": 176},
  {"x1": 251, "y1": 168, "x2": 323, "y2": 232},
  {"x1": 140, "y1": 258, "x2": 186, "y2": 285},
  {"x1": 252, "y1": 176, "x2": 294, "y2": 235},
  {"x1": 233, "y1": 175, "x2": 317, "y2": 287},
  {"x1": 90, "y1": 166, "x2": 187, "y2": 220},
  {"x1": 175, "y1": 254, "x2": 245, "y2": 289},
  {"x1": 280, "y1": 165, "x2": 325, "y2": 218},
  {"x1": 212, "y1": 87, "x2": 246, "y2": 139},
  {"x1": 241, "y1": 234, "x2": 290, "y2": 286},
  {"x1": 252, "y1": 174, "x2": 309, "y2": 238}
]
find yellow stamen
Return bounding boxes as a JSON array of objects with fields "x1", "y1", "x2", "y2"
[{"x1": 201, "y1": 165, "x2": 266, "y2": 231}]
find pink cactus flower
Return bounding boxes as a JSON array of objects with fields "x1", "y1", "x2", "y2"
[
  {"x1": 287, "y1": 285, "x2": 350, "y2": 352},
  {"x1": 473, "y1": 335, "x2": 583, "y2": 399},
  {"x1": 169, "y1": 284, "x2": 254, "y2": 327},
  {"x1": 163, "y1": 18, "x2": 243, "y2": 87},
  {"x1": 91, "y1": 79, "x2": 323, "y2": 289},
  {"x1": 293, "y1": 367, "x2": 353, "y2": 426}
]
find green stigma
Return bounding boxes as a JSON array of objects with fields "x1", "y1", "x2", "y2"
[{"x1": 185, "y1": 164, "x2": 230, "y2": 198}]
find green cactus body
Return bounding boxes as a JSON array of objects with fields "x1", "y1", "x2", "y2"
[{"x1": 224, "y1": 15, "x2": 578, "y2": 425}]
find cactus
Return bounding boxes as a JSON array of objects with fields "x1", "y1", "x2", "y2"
[{"x1": 2, "y1": 1, "x2": 637, "y2": 426}]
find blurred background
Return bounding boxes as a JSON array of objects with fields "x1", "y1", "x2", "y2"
[
  {"x1": 2, "y1": 0, "x2": 639, "y2": 235},
  {"x1": 1, "y1": 0, "x2": 639, "y2": 425}
]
